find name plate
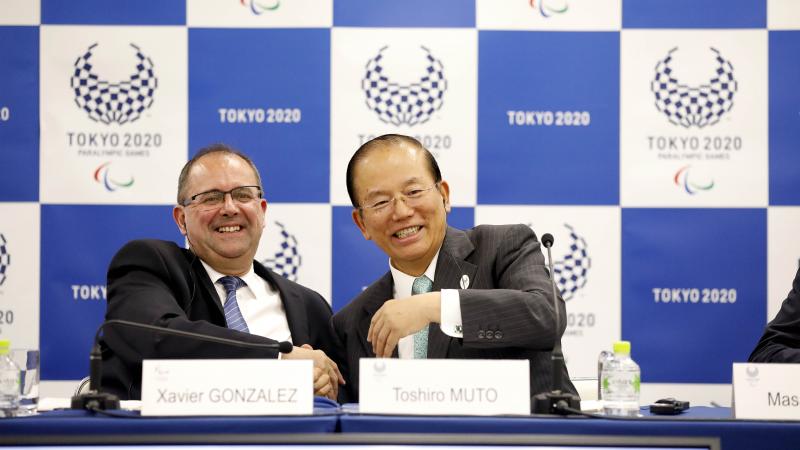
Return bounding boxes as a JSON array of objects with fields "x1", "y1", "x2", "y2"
[
  {"x1": 141, "y1": 359, "x2": 312, "y2": 416},
  {"x1": 733, "y1": 363, "x2": 800, "y2": 420},
  {"x1": 359, "y1": 358, "x2": 530, "y2": 415}
]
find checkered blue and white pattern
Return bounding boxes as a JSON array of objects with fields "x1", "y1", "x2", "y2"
[
  {"x1": 70, "y1": 43, "x2": 158, "y2": 125},
  {"x1": 1, "y1": 0, "x2": 799, "y2": 404}
]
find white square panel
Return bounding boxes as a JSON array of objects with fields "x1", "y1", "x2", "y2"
[
  {"x1": 621, "y1": 30, "x2": 768, "y2": 207},
  {"x1": 475, "y1": 205, "x2": 621, "y2": 379},
  {"x1": 0, "y1": 203, "x2": 40, "y2": 349},
  {"x1": 187, "y1": 0, "x2": 332, "y2": 28},
  {"x1": 256, "y1": 203, "x2": 332, "y2": 303},
  {"x1": 0, "y1": 0, "x2": 39, "y2": 25},
  {"x1": 330, "y1": 28, "x2": 477, "y2": 207},
  {"x1": 40, "y1": 25, "x2": 188, "y2": 204},
  {"x1": 767, "y1": 206, "x2": 800, "y2": 321},
  {"x1": 768, "y1": 0, "x2": 800, "y2": 30},
  {"x1": 477, "y1": 0, "x2": 620, "y2": 31}
]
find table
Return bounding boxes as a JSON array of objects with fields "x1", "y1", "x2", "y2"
[{"x1": 1, "y1": 404, "x2": 798, "y2": 449}]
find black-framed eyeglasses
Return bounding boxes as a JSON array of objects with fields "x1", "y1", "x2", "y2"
[{"x1": 180, "y1": 185, "x2": 263, "y2": 208}]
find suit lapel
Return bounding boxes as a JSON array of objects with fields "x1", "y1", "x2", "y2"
[
  {"x1": 190, "y1": 254, "x2": 224, "y2": 318},
  {"x1": 255, "y1": 262, "x2": 309, "y2": 344},
  {"x1": 429, "y1": 227, "x2": 477, "y2": 358},
  {"x1": 359, "y1": 272, "x2": 395, "y2": 358}
]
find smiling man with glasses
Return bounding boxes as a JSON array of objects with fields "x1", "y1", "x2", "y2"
[
  {"x1": 332, "y1": 134, "x2": 577, "y2": 404},
  {"x1": 101, "y1": 144, "x2": 343, "y2": 401}
]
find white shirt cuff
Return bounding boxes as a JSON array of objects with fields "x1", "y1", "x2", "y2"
[{"x1": 440, "y1": 289, "x2": 463, "y2": 337}]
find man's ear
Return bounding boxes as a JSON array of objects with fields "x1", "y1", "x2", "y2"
[
  {"x1": 352, "y1": 208, "x2": 372, "y2": 240},
  {"x1": 173, "y1": 206, "x2": 187, "y2": 236},
  {"x1": 260, "y1": 198, "x2": 268, "y2": 229},
  {"x1": 439, "y1": 180, "x2": 451, "y2": 213}
]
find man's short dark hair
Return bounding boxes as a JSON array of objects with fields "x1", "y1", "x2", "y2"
[
  {"x1": 345, "y1": 134, "x2": 442, "y2": 207},
  {"x1": 177, "y1": 143, "x2": 263, "y2": 205}
]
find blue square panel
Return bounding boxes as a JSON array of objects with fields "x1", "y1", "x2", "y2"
[
  {"x1": 0, "y1": 27, "x2": 38, "y2": 202},
  {"x1": 621, "y1": 208, "x2": 766, "y2": 384},
  {"x1": 769, "y1": 31, "x2": 800, "y2": 205},
  {"x1": 332, "y1": 206, "x2": 473, "y2": 312},
  {"x1": 42, "y1": 0, "x2": 185, "y2": 25},
  {"x1": 478, "y1": 31, "x2": 619, "y2": 205},
  {"x1": 40, "y1": 205, "x2": 181, "y2": 380},
  {"x1": 623, "y1": 0, "x2": 765, "y2": 29},
  {"x1": 334, "y1": 0, "x2": 474, "y2": 27},
  {"x1": 189, "y1": 28, "x2": 330, "y2": 203}
]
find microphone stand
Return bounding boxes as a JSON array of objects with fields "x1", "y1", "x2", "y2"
[
  {"x1": 70, "y1": 326, "x2": 121, "y2": 410},
  {"x1": 71, "y1": 319, "x2": 293, "y2": 411},
  {"x1": 531, "y1": 234, "x2": 581, "y2": 415}
]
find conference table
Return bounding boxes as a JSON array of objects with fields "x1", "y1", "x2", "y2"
[{"x1": 0, "y1": 401, "x2": 798, "y2": 449}]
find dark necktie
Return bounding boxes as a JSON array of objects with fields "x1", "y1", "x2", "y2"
[{"x1": 219, "y1": 276, "x2": 249, "y2": 333}]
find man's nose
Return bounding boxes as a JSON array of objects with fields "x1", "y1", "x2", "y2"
[
  {"x1": 219, "y1": 192, "x2": 238, "y2": 213},
  {"x1": 391, "y1": 195, "x2": 414, "y2": 219}
]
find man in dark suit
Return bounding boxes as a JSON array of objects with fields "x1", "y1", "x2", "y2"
[
  {"x1": 332, "y1": 134, "x2": 576, "y2": 403},
  {"x1": 101, "y1": 144, "x2": 342, "y2": 400},
  {"x1": 749, "y1": 266, "x2": 800, "y2": 362}
]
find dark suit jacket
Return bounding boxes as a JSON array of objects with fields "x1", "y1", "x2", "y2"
[
  {"x1": 100, "y1": 239, "x2": 338, "y2": 400},
  {"x1": 749, "y1": 267, "x2": 800, "y2": 362},
  {"x1": 332, "y1": 224, "x2": 577, "y2": 403}
]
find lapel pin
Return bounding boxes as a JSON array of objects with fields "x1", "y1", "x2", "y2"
[{"x1": 460, "y1": 274, "x2": 470, "y2": 289}]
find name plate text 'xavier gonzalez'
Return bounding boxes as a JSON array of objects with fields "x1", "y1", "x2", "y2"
[
  {"x1": 733, "y1": 363, "x2": 800, "y2": 420},
  {"x1": 141, "y1": 359, "x2": 312, "y2": 416},
  {"x1": 359, "y1": 358, "x2": 530, "y2": 415}
]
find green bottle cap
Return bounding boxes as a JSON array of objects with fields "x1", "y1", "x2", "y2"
[
  {"x1": 0, "y1": 340, "x2": 9, "y2": 355},
  {"x1": 613, "y1": 340, "x2": 631, "y2": 355}
]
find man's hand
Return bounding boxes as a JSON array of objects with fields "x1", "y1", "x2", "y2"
[
  {"x1": 367, "y1": 291, "x2": 441, "y2": 357},
  {"x1": 312, "y1": 367, "x2": 332, "y2": 398},
  {"x1": 283, "y1": 344, "x2": 344, "y2": 400}
]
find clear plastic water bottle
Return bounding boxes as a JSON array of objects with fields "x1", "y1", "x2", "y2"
[
  {"x1": 0, "y1": 340, "x2": 20, "y2": 418},
  {"x1": 601, "y1": 340, "x2": 640, "y2": 417}
]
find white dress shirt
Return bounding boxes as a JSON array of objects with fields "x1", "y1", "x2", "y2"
[
  {"x1": 389, "y1": 249, "x2": 464, "y2": 359},
  {"x1": 200, "y1": 260, "x2": 293, "y2": 345}
]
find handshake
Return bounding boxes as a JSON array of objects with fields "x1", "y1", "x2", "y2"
[{"x1": 283, "y1": 345, "x2": 343, "y2": 401}]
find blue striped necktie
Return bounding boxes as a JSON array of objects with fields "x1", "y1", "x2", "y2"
[
  {"x1": 219, "y1": 276, "x2": 249, "y2": 333},
  {"x1": 411, "y1": 275, "x2": 433, "y2": 359}
]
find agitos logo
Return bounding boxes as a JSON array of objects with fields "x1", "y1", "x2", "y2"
[
  {"x1": 0, "y1": 234, "x2": 9, "y2": 286},
  {"x1": 362, "y1": 46, "x2": 447, "y2": 126},
  {"x1": 651, "y1": 47, "x2": 737, "y2": 128},
  {"x1": 261, "y1": 221, "x2": 301, "y2": 282},
  {"x1": 94, "y1": 162, "x2": 134, "y2": 192},
  {"x1": 71, "y1": 43, "x2": 158, "y2": 125},
  {"x1": 241, "y1": 0, "x2": 280, "y2": 14},
  {"x1": 673, "y1": 165, "x2": 714, "y2": 195},
  {"x1": 530, "y1": 0, "x2": 568, "y2": 18}
]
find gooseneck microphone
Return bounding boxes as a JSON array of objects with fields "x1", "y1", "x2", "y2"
[
  {"x1": 71, "y1": 319, "x2": 293, "y2": 411},
  {"x1": 531, "y1": 233, "x2": 581, "y2": 415}
]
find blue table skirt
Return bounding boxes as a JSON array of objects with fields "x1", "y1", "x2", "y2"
[
  {"x1": 0, "y1": 403, "x2": 339, "y2": 439},
  {"x1": 2, "y1": 404, "x2": 798, "y2": 450},
  {"x1": 339, "y1": 406, "x2": 800, "y2": 450}
]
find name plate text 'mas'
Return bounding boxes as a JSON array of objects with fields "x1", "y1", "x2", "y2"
[
  {"x1": 141, "y1": 359, "x2": 313, "y2": 416},
  {"x1": 733, "y1": 363, "x2": 800, "y2": 420},
  {"x1": 359, "y1": 358, "x2": 530, "y2": 415}
]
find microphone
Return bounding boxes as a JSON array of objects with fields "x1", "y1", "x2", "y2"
[
  {"x1": 531, "y1": 233, "x2": 581, "y2": 415},
  {"x1": 71, "y1": 319, "x2": 293, "y2": 411}
]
